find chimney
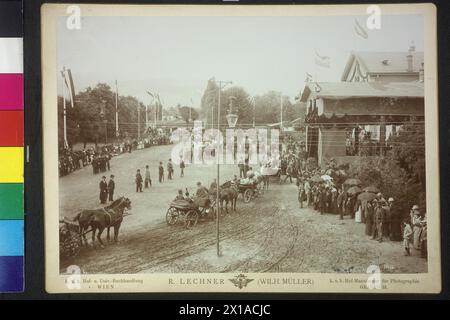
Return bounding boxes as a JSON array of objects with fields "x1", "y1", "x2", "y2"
[
  {"x1": 409, "y1": 42, "x2": 416, "y2": 54},
  {"x1": 406, "y1": 54, "x2": 413, "y2": 72},
  {"x1": 407, "y1": 42, "x2": 415, "y2": 72},
  {"x1": 419, "y1": 62, "x2": 424, "y2": 82}
]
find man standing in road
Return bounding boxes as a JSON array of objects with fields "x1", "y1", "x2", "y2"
[
  {"x1": 180, "y1": 157, "x2": 185, "y2": 178},
  {"x1": 144, "y1": 165, "x2": 152, "y2": 188},
  {"x1": 108, "y1": 174, "x2": 115, "y2": 202},
  {"x1": 159, "y1": 162, "x2": 164, "y2": 183},
  {"x1": 136, "y1": 169, "x2": 143, "y2": 192},
  {"x1": 99, "y1": 175, "x2": 108, "y2": 204},
  {"x1": 167, "y1": 158, "x2": 174, "y2": 180},
  {"x1": 238, "y1": 158, "x2": 245, "y2": 178}
]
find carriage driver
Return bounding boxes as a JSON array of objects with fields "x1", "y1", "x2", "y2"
[
  {"x1": 174, "y1": 189, "x2": 185, "y2": 201},
  {"x1": 196, "y1": 182, "x2": 209, "y2": 198},
  {"x1": 194, "y1": 182, "x2": 211, "y2": 209}
]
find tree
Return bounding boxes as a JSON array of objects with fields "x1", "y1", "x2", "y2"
[
  {"x1": 387, "y1": 123, "x2": 425, "y2": 187},
  {"x1": 59, "y1": 83, "x2": 149, "y2": 148},
  {"x1": 220, "y1": 86, "x2": 253, "y2": 127},
  {"x1": 178, "y1": 106, "x2": 199, "y2": 124},
  {"x1": 200, "y1": 78, "x2": 218, "y2": 127},
  {"x1": 253, "y1": 91, "x2": 300, "y2": 126}
]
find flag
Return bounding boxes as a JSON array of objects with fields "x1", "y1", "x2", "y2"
[
  {"x1": 354, "y1": 18, "x2": 368, "y2": 39},
  {"x1": 61, "y1": 68, "x2": 75, "y2": 108},
  {"x1": 314, "y1": 50, "x2": 330, "y2": 68},
  {"x1": 305, "y1": 72, "x2": 313, "y2": 82}
]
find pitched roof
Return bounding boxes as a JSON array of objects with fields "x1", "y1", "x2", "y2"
[
  {"x1": 341, "y1": 51, "x2": 424, "y2": 81},
  {"x1": 300, "y1": 81, "x2": 424, "y2": 101}
]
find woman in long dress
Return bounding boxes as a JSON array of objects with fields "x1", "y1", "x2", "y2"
[
  {"x1": 411, "y1": 205, "x2": 422, "y2": 250},
  {"x1": 365, "y1": 200, "x2": 374, "y2": 236}
]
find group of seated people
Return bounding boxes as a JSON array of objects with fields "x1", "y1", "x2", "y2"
[{"x1": 172, "y1": 168, "x2": 262, "y2": 208}]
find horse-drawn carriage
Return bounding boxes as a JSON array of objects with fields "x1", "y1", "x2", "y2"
[
  {"x1": 166, "y1": 196, "x2": 216, "y2": 229},
  {"x1": 237, "y1": 180, "x2": 260, "y2": 203},
  {"x1": 59, "y1": 217, "x2": 82, "y2": 259},
  {"x1": 59, "y1": 197, "x2": 132, "y2": 258},
  {"x1": 260, "y1": 166, "x2": 282, "y2": 184}
]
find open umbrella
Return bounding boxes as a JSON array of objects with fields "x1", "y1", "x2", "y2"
[
  {"x1": 357, "y1": 191, "x2": 377, "y2": 202},
  {"x1": 347, "y1": 186, "x2": 362, "y2": 195},
  {"x1": 321, "y1": 174, "x2": 333, "y2": 181},
  {"x1": 363, "y1": 186, "x2": 379, "y2": 193},
  {"x1": 310, "y1": 175, "x2": 323, "y2": 183},
  {"x1": 344, "y1": 178, "x2": 362, "y2": 186}
]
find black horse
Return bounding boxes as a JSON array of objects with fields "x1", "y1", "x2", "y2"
[
  {"x1": 219, "y1": 181, "x2": 238, "y2": 214},
  {"x1": 73, "y1": 197, "x2": 132, "y2": 248}
]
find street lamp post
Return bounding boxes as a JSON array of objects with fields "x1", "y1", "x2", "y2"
[{"x1": 215, "y1": 80, "x2": 232, "y2": 257}]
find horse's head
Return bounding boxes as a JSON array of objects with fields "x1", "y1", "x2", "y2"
[{"x1": 124, "y1": 197, "x2": 132, "y2": 210}]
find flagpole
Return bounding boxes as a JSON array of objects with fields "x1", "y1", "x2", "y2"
[
  {"x1": 280, "y1": 93, "x2": 283, "y2": 132},
  {"x1": 137, "y1": 102, "x2": 141, "y2": 140},
  {"x1": 62, "y1": 67, "x2": 68, "y2": 149},
  {"x1": 154, "y1": 98, "x2": 156, "y2": 128},
  {"x1": 115, "y1": 80, "x2": 119, "y2": 139},
  {"x1": 189, "y1": 99, "x2": 192, "y2": 125},
  {"x1": 146, "y1": 103, "x2": 149, "y2": 130}
]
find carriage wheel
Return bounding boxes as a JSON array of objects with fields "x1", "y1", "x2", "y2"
[
  {"x1": 244, "y1": 189, "x2": 253, "y2": 203},
  {"x1": 185, "y1": 210, "x2": 199, "y2": 229},
  {"x1": 60, "y1": 231, "x2": 81, "y2": 259},
  {"x1": 166, "y1": 207, "x2": 179, "y2": 226}
]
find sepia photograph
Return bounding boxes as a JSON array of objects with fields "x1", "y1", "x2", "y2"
[{"x1": 41, "y1": 4, "x2": 440, "y2": 293}]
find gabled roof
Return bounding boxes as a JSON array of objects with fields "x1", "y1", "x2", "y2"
[
  {"x1": 341, "y1": 51, "x2": 424, "y2": 81},
  {"x1": 300, "y1": 81, "x2": 424, "y2": 101}
]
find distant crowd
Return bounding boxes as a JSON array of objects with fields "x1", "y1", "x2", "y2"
[{"x1": 59, "y1": 129, "x2": 171, "y2": 177}]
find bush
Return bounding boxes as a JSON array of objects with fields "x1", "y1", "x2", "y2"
[{"x1": 348, "y1": 157, "x2": 426, "y2": 218}]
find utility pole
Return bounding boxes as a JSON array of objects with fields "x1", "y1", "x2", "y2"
[
  {"x1": 215, "y1": 80, "x2": 232, "y2": 257},
  {"x1": 61, "y1": 67, "x2": 68, "y2": 149}
]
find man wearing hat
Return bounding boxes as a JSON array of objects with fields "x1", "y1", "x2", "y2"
[
  {"x1": 108, "y1": 174, "x2": 115, "y2": 202},
  {"x1": 372, "y1": 199, "x2": 385, "y2": 242},
  {"x1": 99, "y1": 175, "x2": 108, "y2": 204},
  {"x1": 388, "y1": 197, "x2": 401, "y2": 241},
  {"x1": 419, "y1": 215, "x2": 427, "y2": 259}
]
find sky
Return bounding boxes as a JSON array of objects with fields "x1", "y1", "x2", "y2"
[{"x1": 57, "y1": 14, "x2": 423, "y2": 107}]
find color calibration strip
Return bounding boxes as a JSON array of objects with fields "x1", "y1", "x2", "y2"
[{"x1": 0, "y1": 0, "x2": 24, "y2": 292}]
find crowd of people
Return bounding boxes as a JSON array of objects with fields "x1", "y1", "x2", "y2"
[
  {"x1": 89, "y1": 130, "x2": 428, "y2": 260},
  {"x1": 59, "y1": 129, "x2": 172, "y2": 177},
  {"x1": 293, "y1": 158, "x2": 427, "y2": 259}
]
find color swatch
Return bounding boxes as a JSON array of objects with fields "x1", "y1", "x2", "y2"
[{"x1": 0, "y1": 0, "x2": 24, "y2": 292}]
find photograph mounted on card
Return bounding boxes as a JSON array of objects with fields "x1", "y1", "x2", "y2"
[{"x1": 41, "y1": 3, "x2": 440, "y2": 293}]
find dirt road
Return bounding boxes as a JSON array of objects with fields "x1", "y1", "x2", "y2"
[{"x1": 60, "y1": 145, "x2": 427, "y2": 274}]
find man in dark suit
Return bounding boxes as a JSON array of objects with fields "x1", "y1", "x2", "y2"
[
  {"x1": 136, "y1": 169, "x2": 143, "y2": 192},
  {"x1": 108, "y1": 174, "x2": 115, "y2": 202},
  {"x1": 99, "y1": 176, "x2": 108, "y2": 204}
]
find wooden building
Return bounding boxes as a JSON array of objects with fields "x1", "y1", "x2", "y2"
[{"x1": 301, "y1": 46, "x2": 424, "y2": 165}]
